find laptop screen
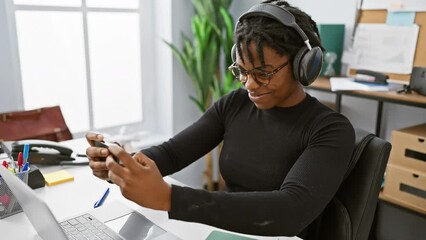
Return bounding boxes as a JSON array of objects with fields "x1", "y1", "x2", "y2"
[{"x1": 0, "y1": 166, "x2": 68, "y2": 240}]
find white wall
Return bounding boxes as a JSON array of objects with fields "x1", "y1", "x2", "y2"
[{"x1": 165, "y1": 0, "x2": 206, "y2": 188}]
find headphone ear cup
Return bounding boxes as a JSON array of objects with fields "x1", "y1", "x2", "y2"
[
  {"x1": 292, "y1": 46, "x2": 308, "y2": 83},
  {"x1": 231, "y1": 44, "x2": 237, "y2": 62},
  {"x1": 292, "y1": 46, "x2": 323, "y2": 86}
]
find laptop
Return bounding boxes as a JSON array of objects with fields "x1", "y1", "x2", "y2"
[{"x1": 0, "y1": 166, "x2": 180, "y2": 240}]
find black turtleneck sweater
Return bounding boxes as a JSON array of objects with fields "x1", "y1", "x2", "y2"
[{"x1": 142, "y1": 88, "x2": 354, "y2": 237}]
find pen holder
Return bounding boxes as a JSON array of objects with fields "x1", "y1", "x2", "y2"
[{"x1": 0, "y1": 168, "x2": 29, "y2": 219}]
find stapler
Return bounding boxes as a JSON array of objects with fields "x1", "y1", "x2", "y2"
[{"x1": 354, "y1": 69, "x2": 389, "y2": 85}]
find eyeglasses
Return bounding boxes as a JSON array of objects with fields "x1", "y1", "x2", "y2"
[{"x1": 228, "y1": 61, "x2": 289, "y2": 86}]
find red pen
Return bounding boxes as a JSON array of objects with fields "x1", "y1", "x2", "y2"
[{"x1": 18, "y1": 152, "x2": 23, "y2": 172}]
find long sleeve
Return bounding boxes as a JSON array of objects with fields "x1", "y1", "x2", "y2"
[{"x1": 142, "y1": 89, "x2": 355, "y2": 236}]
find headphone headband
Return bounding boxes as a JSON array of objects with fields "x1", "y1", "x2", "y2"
[{"x1": 237, "y1": 3, "x2": 311, "y2": 50}]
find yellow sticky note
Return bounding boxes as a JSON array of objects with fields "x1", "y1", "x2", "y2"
[{"x1": 43, "y1": 170, "x2": 74, "y2": 186}]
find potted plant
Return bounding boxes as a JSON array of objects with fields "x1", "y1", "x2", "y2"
[{"x1": 164, "y1": 0, "x2": 238, "y2": 190}]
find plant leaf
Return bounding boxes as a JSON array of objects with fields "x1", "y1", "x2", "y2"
[{"x1": 164, "y1": 0, "x2": 236, "y2": 112}]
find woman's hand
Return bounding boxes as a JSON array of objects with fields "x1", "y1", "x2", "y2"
[
  {"x1": 106, "y1": 145, "x2": 172, "y2": 211},
  {"x1": 85, "y1": 132, "x2": 110, "y2": 180}
]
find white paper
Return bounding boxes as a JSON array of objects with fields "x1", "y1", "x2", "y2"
[
  {"x1": 330, "y1": 77, "x2": 403, "y2": 92},
  {"x1": 341, "y1": 49, "x2": 356, "y2": 65},
  {"x1": 362, "y1": 0, "x2": 426, "y2": 12},
  {"x1": 351, "y1": 24, "x2": 419, "y2": 74}
]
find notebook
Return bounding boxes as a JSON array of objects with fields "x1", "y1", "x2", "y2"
[{"x1": 0, "y1": 166, "x2": 180, "y2": 240}]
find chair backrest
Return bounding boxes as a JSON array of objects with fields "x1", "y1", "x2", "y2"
[
  {"x1": 0, "y1": 105, "x2": 72, "y2": 142},
  {"x1": 306, "y1": 128, "x2": 392, "y2": 240}
]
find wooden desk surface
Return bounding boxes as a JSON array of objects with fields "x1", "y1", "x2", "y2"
[{"x1": 308, "y1": 77, "x2": 426, "y2": 108}]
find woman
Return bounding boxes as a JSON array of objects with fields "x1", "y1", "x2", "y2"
[{"x1": 86, "y1": 0, "x2": 354, "y2": 237}]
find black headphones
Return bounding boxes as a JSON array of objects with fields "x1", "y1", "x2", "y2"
[{"x1": 232, "y1": 3, "x2": 323, "y2": 86}]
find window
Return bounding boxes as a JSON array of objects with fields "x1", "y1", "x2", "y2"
[{"x1": 9, "y1": 0, "x2": 148, "y2": 137}]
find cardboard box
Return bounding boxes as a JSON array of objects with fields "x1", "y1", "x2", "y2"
[
  {"x1": 382, "y1": 164, "x2": 426, "y2": 214},
  {"x1": 389, "y1": 123, "x2": 426, "y2": 172}
]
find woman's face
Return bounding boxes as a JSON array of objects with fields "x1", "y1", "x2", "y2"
[{"x1": 236, "y1": 42, "x2": 305, "y2": 109}]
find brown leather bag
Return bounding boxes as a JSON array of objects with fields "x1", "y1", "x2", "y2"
[{"x1": 0, "y1": 106, "x2": 73, "y2": 142}]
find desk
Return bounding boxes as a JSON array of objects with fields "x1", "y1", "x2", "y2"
[
  {"x1": 0, "y1": 138, "x2": 300, "y2": 240},
  {"x1": 306, "y1": 77, "x2": 426, "y2": 137}
]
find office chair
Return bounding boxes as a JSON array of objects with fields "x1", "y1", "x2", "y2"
[{"x1": 305, "y1": 128, "x2": 391, "y2": 240}]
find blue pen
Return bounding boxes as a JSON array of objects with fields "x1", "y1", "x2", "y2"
[
  {"x1": 22, "y1": 162, "x2": 29, "y2": 172},
  {"x1": 94, "y1": 187, "x2": 110, "y2": 208},
  {"x1": 23, "y1": 144, "x2": 30, "y2": 164}
]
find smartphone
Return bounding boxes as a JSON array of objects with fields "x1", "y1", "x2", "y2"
[{"x1": 93, "y1": 141, "x2": 120, "y2": 163}]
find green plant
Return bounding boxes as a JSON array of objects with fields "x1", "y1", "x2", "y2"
[{"x1": 164, "y1": 0, "x2": 238, "y2": 112}]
